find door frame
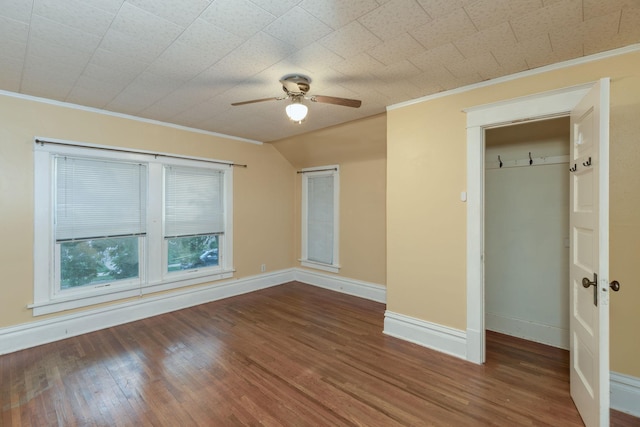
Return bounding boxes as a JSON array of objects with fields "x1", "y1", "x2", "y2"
[{"x1": 464, "y1": 82, "x2": 595, "y2": 364}]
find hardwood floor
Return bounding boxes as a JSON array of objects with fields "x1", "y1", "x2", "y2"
[{"x1": 1, "y1": 282, "x2": 637, "y2": 426}]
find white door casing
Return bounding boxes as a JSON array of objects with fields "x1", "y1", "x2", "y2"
[
  {"x1": 569, "y1": 79, "x2": 610, "y2": 427},
  {"x1": 465, "y1": 79, "x2": 610, "y2": 426}
]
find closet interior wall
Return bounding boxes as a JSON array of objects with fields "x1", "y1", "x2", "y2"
[{"x1": 484, "y1": 117, "x2": 571, "y2": 349}]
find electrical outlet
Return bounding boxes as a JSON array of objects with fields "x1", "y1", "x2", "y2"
[{"x1": 261, "y1": 264, "x2": 266, "y2": 272}]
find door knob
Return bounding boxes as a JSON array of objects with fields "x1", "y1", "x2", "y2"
[
  {"x1": 582, "y1": 277, "x2": 596, "y2": 288},
  {"x1": 582, "y1": 273, "x2": 598, "y2": 306},
  {"x1": 610, "y1": 280, "x2": 620, "y2": 292}
]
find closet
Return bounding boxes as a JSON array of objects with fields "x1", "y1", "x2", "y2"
[{"x1": 484, "y1": 117, "x2": 570, "y2": 349}]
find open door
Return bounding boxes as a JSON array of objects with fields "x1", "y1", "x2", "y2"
[
  {"x1": 569, "y1": 78, "x2": 610, "y2": 427},
  {"x1": 466, "y1": 80, "x2": 614, "y2": 424}
]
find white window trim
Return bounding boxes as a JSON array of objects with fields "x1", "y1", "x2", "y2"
[
  {"x1": 32, "y1": 139, "x2": 234, "y2": 316},
  {"x1": 300, "y1": 165, "x2": 340, "y2": 274}
]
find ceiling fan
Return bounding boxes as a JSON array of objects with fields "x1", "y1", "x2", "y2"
[{"x1": 231, "y1": 74, "x2": 362, "y2": 123}]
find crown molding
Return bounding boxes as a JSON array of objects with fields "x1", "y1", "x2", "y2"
[
  {"x1": 387, "y1": 44, "x2": 640, "y2": 111},
  {"x1": 0, "y1": 89, "x2": 263, "y2": 145}
]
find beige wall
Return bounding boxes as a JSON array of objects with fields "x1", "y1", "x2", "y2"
[
  {"x1": 0, "y1": 94, "x2": 295, "y2": 328},
  {"x1": 272, "y1": 114, "x2": 387, "y2": 286},
  {"x1": 387, "y1": 50, "x2": 640, "y2": 377},
  {"x1": 2, "y1": 49, "x2": 637, "y2": 380}
]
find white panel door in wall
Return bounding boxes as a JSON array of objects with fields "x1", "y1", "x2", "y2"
[{"x1": 569, "y1": 78, "x2": 610, "y2": 427}]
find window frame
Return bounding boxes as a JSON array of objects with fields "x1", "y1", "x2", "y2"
[
  {"x1": 33, "y1": 140, "x2": 234, "y2": 316},
  {"x1": 300, "y1": 165, "x2": 340, "y2": 273},
  {"x1": 161, "y1": 163, "x2": 227, "y2": 281}
]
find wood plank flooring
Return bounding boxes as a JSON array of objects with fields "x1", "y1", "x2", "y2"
[{"x1": 1, "y1": 282, "x2": 637, "y2": 426}]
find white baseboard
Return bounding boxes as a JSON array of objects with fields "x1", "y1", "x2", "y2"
[
  {"x1": 466, "y1": 327, "x2": 483, "y2": 364},
  {"x1": 486, "y1": 312, "x2": 569, "y2": 350},
  {"x1": 0, "y1": 268, "x2": 383, "y2": 355},
  {"x1": 611, "y1": 371, "x2": 640, "y2": 418},
  {"x1": 0, "y1": 269, "x2": 294, "y2": 355},
  {"x1": 4, "y1": 268, "x2": 636, "y2": 421},
  {"x1": 293, "y1": 268, "x2": 386, "y2": 303},
  {"x1": 383, "y1": 311, "x2": 467, "y2": 360}
]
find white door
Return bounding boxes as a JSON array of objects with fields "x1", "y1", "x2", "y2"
[{"x1": 569, "y1": 78, "x2": 610, "y2": 427}]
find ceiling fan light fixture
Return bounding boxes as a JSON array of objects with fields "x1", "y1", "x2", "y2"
[
  {"x1": 285, "y1": 101, "x2": 308, "y2": 123},
  {"x1": 231, "y1": 74, "x2": 361, "y2": 125}
]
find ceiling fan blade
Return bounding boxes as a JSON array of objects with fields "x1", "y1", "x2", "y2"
[
  {"x1": 231, "y1": 97, "x2": 281, "y2": 106},
  {"x1": 310, "y1": 95, "x2": 362, "y2": 108}
]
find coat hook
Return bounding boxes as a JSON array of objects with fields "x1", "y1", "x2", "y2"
[
  {"x1": 529, "y1": 152, "x2": 533, "y2": 165},
  {"x1": 498, "y1": 155, "x2": 503, "y2": 168},
  {"x1": 582, "y1": 156, "x2": 592, "y2": 167},
  {"x1": 569, "y1": 163, "x2": 577, "y2": 172}
]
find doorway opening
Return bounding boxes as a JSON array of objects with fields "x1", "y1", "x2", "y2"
[
  {"x1": 465, "y1": 79, "x2": 611, "y2": 426},
  {"x1": 484, "y1": 117, "x2": 570, "y2": 351},
  {"x1": 463, "y1": 83, "x2": 593, "y2": 364}
]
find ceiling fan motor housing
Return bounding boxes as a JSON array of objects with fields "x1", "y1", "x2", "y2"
[{"x1": 280, "y1": 74, "x2": 311, "y2": 95}]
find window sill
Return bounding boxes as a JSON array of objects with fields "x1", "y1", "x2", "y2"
[
  {"x1": 300, "y1": 260, "x2": 341, "y2": 274},
  {"x1": 29, "y1": 269, "x2": 234, "y2": 316}
]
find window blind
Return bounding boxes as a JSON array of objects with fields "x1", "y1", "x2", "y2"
[
  {"x1": 164, "y1": 166, "x2": 224, "y2": 238},
  {"x1": 55, "y1": 156, "x2": 147, "y2": 241},
  {"x1": 307, "y1": 175, "x2": 334, "y2": 264}
]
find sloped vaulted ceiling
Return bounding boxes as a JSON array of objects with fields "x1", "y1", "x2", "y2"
[{"x1": 1, "y1": 0, "x2": 639, "y2": 142}]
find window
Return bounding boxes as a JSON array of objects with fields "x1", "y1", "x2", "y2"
[
  {"x1": 164, "y1": 166, "x2": 224, "y2": 273},
  {"x1": 55, "y1": 156, "x2": 146, "y2": 291},
  {"x1": 300, "y1": 165, "x2": 339, "y2": 273},
  {"x1": 33, "y1": 141, "x2": 233, "y2": 315}
]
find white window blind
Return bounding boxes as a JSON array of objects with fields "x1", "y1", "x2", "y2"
[
  {"x1": 164, "y1": 166, "x2": 224, "y2": 238},
  {"x1": 307, "y1": 175, "x2": 334, "y2": 264},
  {"x1": 55, "y1": 156, "x2": 147, "y2": 241}
]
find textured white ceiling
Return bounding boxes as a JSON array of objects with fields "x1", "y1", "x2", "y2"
[{"x1": 1, "y1": 0, "x2": 639, "y2": 142}]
